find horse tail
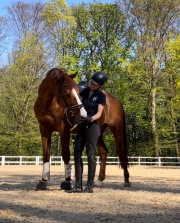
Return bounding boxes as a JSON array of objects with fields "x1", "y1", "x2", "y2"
[
  {"x1": 123, "y1": 108, "x2": 129, "y2": 167},
  {"x1": 119, "y1": 104, "x2": 129, "y2": 169}
]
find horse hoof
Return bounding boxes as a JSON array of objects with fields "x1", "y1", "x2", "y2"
[
  {"x1": 124, "y1": 182, "x2": 131, "y2": 187},
  {"x1": 35, "y1": 180, "x2": 47, "y2": 190},
  {"x1": 60, "y1": 181, "x2": 72, "y2": 190},
  {"x1": 94, "y1": 180, "x2": 103, "y2": 188}
]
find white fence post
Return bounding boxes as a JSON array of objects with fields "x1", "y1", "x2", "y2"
[
  {"x1": 20, "y1": 156, "x2": 22, "y2": 165},
  {"x1": 158, "y1": 157, "x2": 161, "y2": 166},
  {"x1": 60, "y1": 156, "x2": 64, "y2": 166},
  {"x1": 1, "y1": 156, "x2": 5, "y2": 165},
  {"x1": 138, "y1": 156, "x2": 140, "y2": 165},
  {"x1": 36, "y1": 156, "x2": 39, "y2": 166},
  {"x1": 96, "y1": 156, "x2": 100, "y2": 165}
]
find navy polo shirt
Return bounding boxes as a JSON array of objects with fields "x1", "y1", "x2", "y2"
[{"x1": 80, "y1": 87, "x2": 106, "y2": 117}]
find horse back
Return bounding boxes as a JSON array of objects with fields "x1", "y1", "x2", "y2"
[{"x1": 99, "y1": 91, "x2": 124, "y2": 127}]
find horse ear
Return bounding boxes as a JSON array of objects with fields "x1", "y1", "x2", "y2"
[{"x1": 69, "y1": 71, "x2": 78, "y2": 79}]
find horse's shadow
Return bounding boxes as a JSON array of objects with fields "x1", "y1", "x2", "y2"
[
  {"x1": 0, "y1": 174, "x2": 64, "y2": 191},
  {"x1": 101, "y1": 175, "x2": 180, "y2": 194},
  {"x1": 1, "y1": 173, "x2": 179, "y2": 194}
]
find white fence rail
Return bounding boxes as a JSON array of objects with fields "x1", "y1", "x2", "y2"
[{"x1": 0, "y1": 156, "x2": 180, "y2": 166}]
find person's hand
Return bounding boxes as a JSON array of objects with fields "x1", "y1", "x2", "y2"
[
  {"x1": 85, "y1": 117, "x2": 93, "y2": 124},
  {"x1": 79, "y1": 117, "x2": 93, "y2": 124}
]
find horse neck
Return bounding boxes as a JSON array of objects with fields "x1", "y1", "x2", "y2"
[{"x1": 39, "y1": 77, "x2": 59, "y2": 107}]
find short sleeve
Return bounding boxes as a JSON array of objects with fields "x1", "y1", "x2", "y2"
[{"x1": 98, "y1": 92, "x2": 106, "y2": 105}]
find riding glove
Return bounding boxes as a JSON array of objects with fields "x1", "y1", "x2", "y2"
[
  {"x1": 80, "y1": 117, "x2": 93, "y2": 124},
  {"x1": 85, "y1": 117, "x2": 93, "y2": 124}
]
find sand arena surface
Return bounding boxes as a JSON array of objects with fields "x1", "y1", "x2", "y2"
[{"x1": 0, "y1": 165, "x2": 179, "y2": 223}]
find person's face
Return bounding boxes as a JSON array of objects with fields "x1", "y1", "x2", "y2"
[{"x1": 90, "y1": 81, "x2": 100, "y2": 91}]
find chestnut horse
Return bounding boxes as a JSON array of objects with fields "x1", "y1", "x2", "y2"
[
  {"x1": 34, "y1": 68, "x2": 87, "y2": 190},
  {"x1": 34, "y1": 68, "x2": 130, "y2": 190}
]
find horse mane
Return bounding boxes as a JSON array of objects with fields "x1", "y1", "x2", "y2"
[{"x1": 46, "y1": 68, "x2": 68, "y2": 77}]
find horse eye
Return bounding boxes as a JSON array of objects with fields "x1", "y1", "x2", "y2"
[{"x1": 66, "y1": 94, "x2": 70, "y2": 98}]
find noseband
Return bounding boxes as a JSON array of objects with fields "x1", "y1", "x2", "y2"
[{"x1": 58, "y1": 83, "x2": 83, "y2": 127}]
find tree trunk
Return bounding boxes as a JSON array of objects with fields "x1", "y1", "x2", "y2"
[
  {"x1": 170, "y1": 99, "x2": 179, "y2": 157},
  {"x1": 151, "y1": 59, "x2": 161, "y2": 157},
  {"x1": 151, "y1": 83, "x2": 160, "y2": 156},
  {"x1": 173, "y1": 123, "x2": 179, "y2": 157}
]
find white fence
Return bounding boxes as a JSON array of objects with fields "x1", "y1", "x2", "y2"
[{"x1": 0, "y1": 156, "x2": 180, "y2": 166}]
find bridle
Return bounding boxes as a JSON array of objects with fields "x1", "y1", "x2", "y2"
[{"x1": 58, "y1": 83, "x2": 83, "y2": 127}]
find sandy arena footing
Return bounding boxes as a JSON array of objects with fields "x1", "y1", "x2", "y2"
[{"x1": 0, "y1": 165, "x2": 179, "y2": 223}]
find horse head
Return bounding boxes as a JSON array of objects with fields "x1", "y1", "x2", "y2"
[
  {"x1": 35, "y1": 68, "x2": 87, "y2": 129},
  {"x1": 45, "y1": 68, "x2": 87, "y2": 126}
]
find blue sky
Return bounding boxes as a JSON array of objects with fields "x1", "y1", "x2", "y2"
[{"x1": 0, "y1": 0, "x2": 115, "y2": 16}]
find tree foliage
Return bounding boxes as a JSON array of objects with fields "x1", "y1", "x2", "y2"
[
  {"x1": 41, "y1": 0, "x2": 79, "y2": 72},
  {"x1": 0, "y1": 0, "x2": 180, "y2": 157},
  {"x1": 116, "y1": 0, "x2": 180, "y2": 156},
  {"x1": 0, "y1": 33, "x2": 47, "y2": 155},
  {"x1": 72, "y1": 3, "x2": 130, "y2": 81}
]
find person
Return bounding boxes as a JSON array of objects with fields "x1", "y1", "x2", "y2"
[{"x1": 71, "y1": 71, "x2": 107, "y2": 193}]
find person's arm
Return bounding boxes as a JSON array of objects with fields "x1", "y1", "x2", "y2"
[{"x1": 91, "y1": 104, "x2": 104, "y2": 121}]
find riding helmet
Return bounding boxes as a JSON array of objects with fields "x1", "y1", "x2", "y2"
[{"x1": 91, "y1": 71, "x2": 107, "y2": 86}]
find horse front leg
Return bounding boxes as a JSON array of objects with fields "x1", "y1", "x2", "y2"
[
  {"x1": 59, "y1": 126, "x2": 72, "y2": 190},
  {"x1": 36, "y1": 125, "x2": 52, "y2": 190}
]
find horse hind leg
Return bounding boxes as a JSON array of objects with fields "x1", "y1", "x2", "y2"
[
  {"x1": 121, "y1": 159, "x2": 130, "y2": 187},
  {"x1": 109, "y1": 126, "x2": 131, "y2": 187},
  {"x1": 95, "y1": 124, "x2": 108, "y2": 188}
]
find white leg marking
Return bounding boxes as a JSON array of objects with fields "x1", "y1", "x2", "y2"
[
  {"x1": 72, "y1": 88, "x2": 87, "y2": 117},
  {"x1": 65, "y1": 163, "x2": 72, "y2": 179},
  {"x1": 42, "y1": 162, "x2": 50, "y2": 181}
]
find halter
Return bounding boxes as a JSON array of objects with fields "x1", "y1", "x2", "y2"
[{"x1": 58, "y1": 83, "x2": 83, "y2": 127}]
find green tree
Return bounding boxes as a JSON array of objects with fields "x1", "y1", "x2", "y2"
[
  {"x1": 41, "y1": 0, "x2": 79, "y2": 72},
  {"x1": 0, "y1": 33, "x2": 47, "y2": 155},
  {"x1": 117, "y1": 0, "x2": 180, "y2": 156},
  {"x1": 0, "y1": 1, "x2": 50, "y2": 155},
  {"x1": 162, "y1": 35, "x2": 180, "y2": 156},
  {"x1": 72, "y1": 3, "x2": 131, "y2": 83},
  {"x1": 71, "y1": 2, "x2": 133, "y2": 155}
]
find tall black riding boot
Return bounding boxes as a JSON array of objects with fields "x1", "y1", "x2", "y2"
[
  {"x1": 70, "y1": 157, "x2": 83, "y2": 193},
  {"x1": 83, "y1": 155, "x2": 96, "y2": 193}
]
